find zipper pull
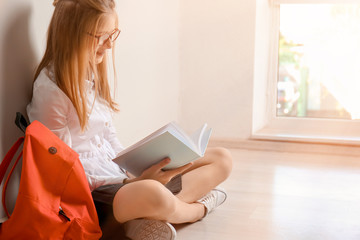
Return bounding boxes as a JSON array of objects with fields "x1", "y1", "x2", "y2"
[{"x1": 59, "y1": 206, "x2": 71, "y2": 221}]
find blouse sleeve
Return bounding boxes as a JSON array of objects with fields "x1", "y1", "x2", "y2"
[
  {"x1": 27, "y1": 76, "x2": 72, "y2": 148},
  {"x1": 104, "y1": 120, "x2": 124, "y2": 156}
]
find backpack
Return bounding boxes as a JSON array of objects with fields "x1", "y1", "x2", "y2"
[{"x1": 0, "y1": 113, "x2": 102, "y2": 239}]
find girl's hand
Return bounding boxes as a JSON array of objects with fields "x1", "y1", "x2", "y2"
[{"x1": 124, "y1": 158, "x2": 193, "y2": 185}]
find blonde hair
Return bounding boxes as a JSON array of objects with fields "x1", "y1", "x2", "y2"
[{"x1": 34, "y1": 0, "x2": 119, "y2": 131}]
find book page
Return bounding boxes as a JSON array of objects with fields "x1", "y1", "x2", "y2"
[
  {"x1": 167, "y1": 122, "x2": 198, "y2": 153},
  {"x1": 200, "y1": 128, "x2": 212, "y2": 155},
  {"x1": 189, "y1": 123, "x2": 208, "y2": 152}
]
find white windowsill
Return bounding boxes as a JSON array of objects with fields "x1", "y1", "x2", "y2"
[
  {"x1": 252, "y1": 128, "x2": 360, "y2": 146},
  {"x1": 209, "y1": 136, "x2": 360, "y2": 157}
]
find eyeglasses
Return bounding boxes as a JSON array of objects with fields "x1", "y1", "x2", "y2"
[{"x1": 88, "y1": 28, "x2": 121, "y2": 45}]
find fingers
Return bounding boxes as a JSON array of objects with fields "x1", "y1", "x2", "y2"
[
  {"x1": 158, "y1": 162, "x2": 193, "y2": 185},
  {"x1": 154, "y1": 158, "x2": 193, "y2": 176},
  {"x1": 141, "y1": 158, "x2": 193, "y2": 185},
  {"x1": 166, "y1": 162, "x2": 193, "y2": 176},
  {"x1": 151, "y1": 157, "x2": 171, "y2": 171}
]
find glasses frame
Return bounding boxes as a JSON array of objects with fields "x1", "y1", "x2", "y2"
[{"x1": 88, "y1": 28, "x2": 121, "y2": 45}]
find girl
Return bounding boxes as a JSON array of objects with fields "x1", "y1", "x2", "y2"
[{"x1": 27, "y1": 0, "x2": 233, "y2": 239}]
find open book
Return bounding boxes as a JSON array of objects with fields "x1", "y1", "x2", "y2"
[{"x1": 113, "y1": 122, "x2": 212, "y2": 177}]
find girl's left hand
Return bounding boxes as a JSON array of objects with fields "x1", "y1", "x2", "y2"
[{"x1": 124, "y1": 158, "x2": 193, "y2": 185}]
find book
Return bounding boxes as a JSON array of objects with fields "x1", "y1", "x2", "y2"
[{"x1": 113, "y1": 122, "x2": 212, "y2": 177}]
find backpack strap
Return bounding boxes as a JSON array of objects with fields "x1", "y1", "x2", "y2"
[
  {"x1": 0, "y1": 137, "x2": 24, "y2": 184},
  {"x1": 0, "y1": 137, "x2": 24, "y2": 218},
  {"x1": 0, "y1": 112, "x2": 28, "y2": 181},
  {"x1": 0, "y1": 112, "x2": 28, "y2": 218},
  {"x1": 2, "y1": 147, "x2": 23, "y2": 218}
]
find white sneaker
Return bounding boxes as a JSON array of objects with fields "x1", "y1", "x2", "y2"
[
  {"x1": 197, "y1": 188, "x2": 227, "y2": 218},
  {"x1": 124, "y1": 218, "x2": 176, "y2": 240}
]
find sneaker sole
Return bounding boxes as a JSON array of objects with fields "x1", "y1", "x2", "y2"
[{"x1": 125, "y1": 219, "x2": 176, "y2": 240}]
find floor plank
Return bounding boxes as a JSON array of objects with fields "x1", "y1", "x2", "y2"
[{"x1": 175, "y1": 148, "x2": 360, "y2": 240}]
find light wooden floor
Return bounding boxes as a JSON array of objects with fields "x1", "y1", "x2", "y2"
[{"x1": 174, "y1": 148, "x2": 360, "y2": 240}]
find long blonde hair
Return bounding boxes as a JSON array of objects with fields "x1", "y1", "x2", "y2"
[{"x1": 34, "y1": 0, "x2": 119, "y2": 131}]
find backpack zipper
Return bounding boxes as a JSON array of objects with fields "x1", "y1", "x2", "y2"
[{"x1": 59, "y1": 206, "x2": 71, "y2": 221}]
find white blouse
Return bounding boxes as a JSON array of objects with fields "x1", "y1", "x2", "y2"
[{"x1": 27, "y1": 67, "x2": 128, "y2": 191}]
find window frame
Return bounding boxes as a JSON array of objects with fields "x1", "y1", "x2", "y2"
[{"x1": 252, "y1": 0, "x2": 360, "y2": 145}]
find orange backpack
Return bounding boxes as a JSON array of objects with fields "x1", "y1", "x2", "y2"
[{"x1": 0, "y1": 117, "x2": 102, "y2": 239}]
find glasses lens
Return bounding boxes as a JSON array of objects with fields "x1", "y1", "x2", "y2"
[
  {"x1": 99, "y1": 34, "x2": 110, "y2": 45},
  {"x1": 110, "y1": 29, "x2": 120, "y2": 41}
]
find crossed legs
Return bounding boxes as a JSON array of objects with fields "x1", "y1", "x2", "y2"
[{"x1": 112, "y1": 147, "x2": 233, "y2": 224}]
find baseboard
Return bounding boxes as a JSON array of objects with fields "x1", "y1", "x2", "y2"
[{"x1": 208, "y1": 137, "x2": 360, "y2": 157}]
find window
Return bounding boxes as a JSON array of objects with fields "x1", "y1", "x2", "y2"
[{"x1": 252, "y1": 0, "x2": 360, "y2": 144}]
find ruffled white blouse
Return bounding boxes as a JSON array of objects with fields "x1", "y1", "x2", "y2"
[{"x1": 27, "y1": 67, "x2": 127, "y2": 191}]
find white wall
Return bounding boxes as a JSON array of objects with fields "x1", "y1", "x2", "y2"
[
  {"x1": 0, "y1": 0, "x2": 258, "y2": 219},
  {"x1": 0, "y1": 0, "x2": 51, "y2": 221},
  {"x1": 114, "y1": 1, "x2": 180, "y2": 146},
  {"x1": 179, "y1": 0, "x2": 256, "y2": 139},
  {"x1": 253, "y1": 0, "x2": 272, "y2": 133}
]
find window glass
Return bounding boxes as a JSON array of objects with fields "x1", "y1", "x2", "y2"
[{"x1": 277, "y1": 4, "x2": 360, "y2": 119}]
